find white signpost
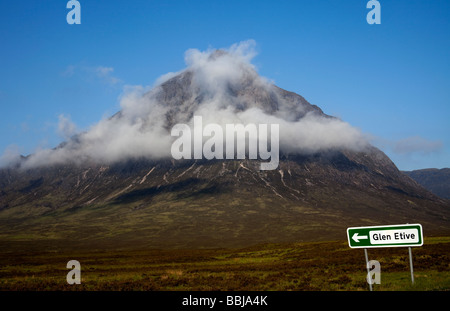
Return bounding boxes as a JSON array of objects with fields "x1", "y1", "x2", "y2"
[{"x1": 347, "y1": 224, "x2": 423, "y2": 290}]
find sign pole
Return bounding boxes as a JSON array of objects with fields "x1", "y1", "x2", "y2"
[
  {"x1": 408, "y1": 247, "x2": 414, "y2": 285},
  {"x1": 348, "y1": 224, "x2": 423, "y2": 290},
  {"x1": 364, "y1": 248, "x2": 372, "y2": 291}
]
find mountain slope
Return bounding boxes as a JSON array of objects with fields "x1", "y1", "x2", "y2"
[
  {"x1": 403, "y1": 168, "x2": 450, "y2": 199},
  {"x1": 1, "y1": 149, "x2": 448, "y2": 250},
  {"x1": 0, "y1": 49, "x2": 449, "y2": 250}
]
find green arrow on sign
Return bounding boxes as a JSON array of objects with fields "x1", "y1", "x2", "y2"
[{"x1": 347, "y1": 224, "x2": 423, "y2": 248}]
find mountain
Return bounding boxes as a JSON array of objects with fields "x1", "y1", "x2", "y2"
[
  {"x1": 1, "y1": 50, "x2": 449, "y2": 250},
  {"x1": 403, "y1": 168, "x2": 450, "y2": 200}
]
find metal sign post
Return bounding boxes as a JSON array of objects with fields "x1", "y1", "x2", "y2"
[
  {"x1": 364, "y1": 248, "x2": 372, "y2": 291},
  {"x1": 347, "y1": 224, "x2": 423, "y2": 290},
  {"x1": 408, "y1": 247, "x2": 414, "y2": 284}
]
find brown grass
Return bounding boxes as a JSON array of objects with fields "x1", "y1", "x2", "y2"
[{"x1": 0, "y1": 237, "x2": 449, "y2": 291}]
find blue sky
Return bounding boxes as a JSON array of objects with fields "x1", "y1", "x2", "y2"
[{"x1": 0, "y1": 0, "x2": 449, "y2": 171}]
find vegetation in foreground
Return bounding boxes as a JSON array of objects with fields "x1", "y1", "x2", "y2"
[{"x1": 0, "y1": 237, "x2": 449, "y2": 291}]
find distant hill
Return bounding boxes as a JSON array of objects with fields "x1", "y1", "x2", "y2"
[{"x1": 403, "y1": 168, "x2": 450, "y2": 199}]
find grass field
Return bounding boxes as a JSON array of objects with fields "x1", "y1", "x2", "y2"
[{"x1": 0, "y1": 237, "x2": 449, "y2": 291}]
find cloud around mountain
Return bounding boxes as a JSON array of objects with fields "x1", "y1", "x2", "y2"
[{"x1": 1, "y1": 40, "x2": 369, "y2": 169}]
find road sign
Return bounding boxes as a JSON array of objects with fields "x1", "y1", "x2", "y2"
[{"x1": 347, "y1": 224, "x2": 423, "y2": 248}]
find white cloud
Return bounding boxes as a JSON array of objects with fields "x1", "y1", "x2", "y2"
[
  {"x1": 13, "y1": 41, "x2": 370, "y2": 169},
  {"x1": 392, "y1": 136, "x2": 443, "y2": 155},
  {"x1": 62, "y1": 65, "x2": 76, "y2": 77},
  {"x1": 0, "y1": 145, "x2": 22, "y2": 167},
  {"x1": 57, "y1": 114, "x2": 77, "y2": 140},
  {"x1": 153, "y1": 71, "x2": 182, "y2": 86},
  {"x1": 62, "y1": 64, "x2": 122, "y2": 85},
  {"x1": 93, "y1": 66, "x2": 122, "y2": 85}
]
